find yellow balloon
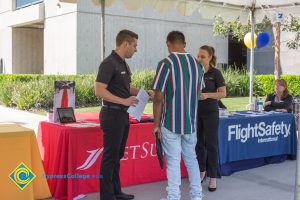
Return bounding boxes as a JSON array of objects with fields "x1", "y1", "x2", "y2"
[{"x1": 244, "y1": 32, "x2": 257, "y2": 48}]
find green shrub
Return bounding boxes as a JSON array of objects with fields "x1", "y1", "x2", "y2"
[
  {"x1": 221, "y1": 68, "x2": 263, "y2": 97},
  {"x1": 255, "y1": 75, "x2": 275, "y2": 95},
  {"x1": 0, "y1": 83, "x2": 16, "y2": 106},
  {"x1": 11, "y1": 80, "x2": 54, "y2": 110},
  {"x1": 222, "y1": 68, "x2": 248, "y2": 96},
  {"x1": 281, "y1": 75, "x2": 300, "y2": 95},
  {"x1": 131, "y1": 70, "x2": 155, "y2": 90},
  {"x1": 256, "y1": 75, "x2": 300, "y2": 96},
  {"x1": 0, "y1": 71, "x2": 154, "y2": 110},
  {"x1": 0, "y1": 74, "x2": 98, "y2": 110},
  {"x1": 0, "y1": 74, "x2": 38, "y2": 83},
  {"x1": 0, "y1": 70, "x2": 299, "y2": 111},
  {"x1": 74, "y1": 76, "x2": 100, "y2": 107},
  {"x1": 223, "y1": 71, "x2": 300, "y2": 97}
]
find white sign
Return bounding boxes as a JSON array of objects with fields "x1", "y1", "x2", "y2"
[
  {"x1": 228, "y1": 121, "x2": 291, "y2": 143},
  {"x1": 53, "y1": 81, "x2": 76, "y2": 123},
  {"x1": 276, "y1": 12, "x2": 284, "y2": 22}
]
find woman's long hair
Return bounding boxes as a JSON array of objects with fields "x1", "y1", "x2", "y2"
[
  {"x1": 275, "y1": 79, "x2": 289, "y2": 99},
  {"x1": 200, "y1": 45, "x2": 216, "y2": 67}
]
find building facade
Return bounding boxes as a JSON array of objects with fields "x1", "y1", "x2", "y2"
[
  {"x1": 0, "y1": 0, "x2": 299, "y2": 75},
  {"x1": 0, "y1": 0, "x2": 228, "y2": 74}
]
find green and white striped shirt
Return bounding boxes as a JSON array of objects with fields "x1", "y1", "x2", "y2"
[{"x1": 152, "y1": 52, "x2": 204, "y2": 135}]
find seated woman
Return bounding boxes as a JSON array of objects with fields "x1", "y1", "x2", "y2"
[{"x1": 264, "y1": 79, "x2": 293, "y2": 113}]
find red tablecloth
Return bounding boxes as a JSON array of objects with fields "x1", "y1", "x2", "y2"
[{"x1": 37, "y1": 113, "x2": 187, "y2": 200}]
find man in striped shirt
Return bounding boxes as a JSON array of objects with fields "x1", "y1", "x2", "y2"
[{"x1": 152, "y1": 31, "x2": 204, "y2": 200}]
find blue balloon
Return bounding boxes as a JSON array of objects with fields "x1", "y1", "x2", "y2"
[{"x1": 256, "y1": 32, "x2": 270, "y2": 48}]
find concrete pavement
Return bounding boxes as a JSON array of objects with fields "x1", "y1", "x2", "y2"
[
  {"x1": 82, "y1": 160, "x2": 296, "y2": 200},
  {"x1": 0, "y1": 105, "x2": 46, "y2": 134},
  {"x1": 0, "y1": 105, "x2": 297, "y2": 200}
]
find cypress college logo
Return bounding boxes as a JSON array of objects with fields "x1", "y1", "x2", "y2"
[{"x1": 9, "y1": 162, "x2": 36, "y2": 190}]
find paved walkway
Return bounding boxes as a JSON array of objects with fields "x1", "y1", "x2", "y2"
[
  {"x1": 0, "y1": 105, "x2": 46, "y2": 134},
  {"x1": 84, "y1": 160, "x2": 296, "y2": 200},
  {"x1": 0, "y1": 105, "x2": 297, "y2": 200}
]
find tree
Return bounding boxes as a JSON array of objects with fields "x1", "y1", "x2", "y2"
[
  {"x1": 282, "y1": 15, "x2": 300, "y2": 50},
  {"x1": 213, "y1": 16, "x2": 271, "y2": 42},
  {"x1": 274, "y1": 22, "x2": 281, "y2": 80},
  {"x1": 213, "y1": 15, "x2": 300, "y2": 79}
]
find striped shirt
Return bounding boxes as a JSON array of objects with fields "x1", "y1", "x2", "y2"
[{"x1": 152, "y1": 52, "x2": 204, "y2": 135}]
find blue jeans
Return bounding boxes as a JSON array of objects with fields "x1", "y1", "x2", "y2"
[{"x1": 161, "y1": 127, "x2": 203, "y2": 200}]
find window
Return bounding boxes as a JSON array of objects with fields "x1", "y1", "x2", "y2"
[{"x1": 16, "y1": 0, "x2": 43, "y2": 10}]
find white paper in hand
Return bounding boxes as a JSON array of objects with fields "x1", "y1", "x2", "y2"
[{"x1": 127, "y1": 88, "x2": 149, "y2": 121}]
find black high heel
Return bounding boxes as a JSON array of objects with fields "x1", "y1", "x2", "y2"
[{"x1": 208, "y1": 178, "x2": 217, "y2": 192}]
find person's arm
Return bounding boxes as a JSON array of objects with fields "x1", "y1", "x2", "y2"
[
  {"x1": 153, "y1": 91, "x2": 164, "y2": 138},
  {"x1": 95, "y1": 61, "x2": 138, "y2": 106},
  {"x1": 264, "y1": 94, "x2": 273, "y2": 107},
  {"x1": 130, "y1": 84, "x2": 139, "y2": 96},
  {"x1": 269, "y1": 95, "x2": 293, "y2": 110},
  {"x1": 151, "y1": 61, "x2": 170, "y2": 138},
  {"x1": 265, "y1": 94, "x2": 273, "y2": 102},
  {"x1": 200, "y1": 86, "x2": 226, "y2": 100},
  {"x1": 263, "y1": 94, "x2": 274, "y2": 111},
  {"x1": 200, "y1": 69, "x2": 226, "y2": 100},
  {"x1": 147, "y1": 90, "x2": 154, "y2": 99},
  {"x1": 95, "y1": 82, "x2": 138, "y2": 106},
  {"x1": 275, "y1": 108, "x2": 288, "y2": 112},
  {"x1": 130, "y1": 84, "x2": 154, "y2": 99}
]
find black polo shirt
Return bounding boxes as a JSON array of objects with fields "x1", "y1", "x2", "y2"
[
  {"x1": 198, "y1": 66, "x2": 225, "y2": 114},
  {"x1": 96, "y1": 50, "x2": 131, "y2": 107},
  {"x1": 264, "y1": 93, "x2": 293, "y2": 112}
]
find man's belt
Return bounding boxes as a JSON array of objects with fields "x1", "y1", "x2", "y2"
[{"x1": 102, "y1": 104, "x2": 128, "y2": 111}]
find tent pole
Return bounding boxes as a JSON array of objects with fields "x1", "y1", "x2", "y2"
[
  {"x1": 295, "y1": 121, "x2": 300, "y2": 200},
  {"x1": 249, "y1": 7, "x2": 255, "y2": 105},
  {"x1": 100, "y1": 0, "x2": 105, "y2": 62},
  {"x1": 295, "y1": 102, "x2": 300, "y2": 200}
]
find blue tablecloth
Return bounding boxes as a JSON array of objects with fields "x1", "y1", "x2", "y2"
[{"x1": 218, "y1": 111, "x2": 297, "y2": 176}]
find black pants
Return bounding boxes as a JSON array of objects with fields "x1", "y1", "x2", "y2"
[
  {"x1": 100, "y1": 107, "x2": 129, "y2": 200},
  {"x1": 196, "y1": 112, "x2": 219, "y2": 178}
]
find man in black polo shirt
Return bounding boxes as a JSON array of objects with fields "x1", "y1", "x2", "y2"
[{"x1": 95, "y1": 30, "x2": 140, "y2": 200}]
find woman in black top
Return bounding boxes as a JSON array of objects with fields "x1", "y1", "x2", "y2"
[
  {"x1": 264, "y1": 79, "x2": 293, "y2": 113},
  {"x1": 196, "y1": 45, "x2": 226, "y2": 192}
]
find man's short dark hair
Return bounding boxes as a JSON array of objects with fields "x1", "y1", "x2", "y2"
[
  {"x1": 166, "y1": 31, "x2": 185, "y2": 44},
  {"x1": 116, "y1": 30, "x2": 138, "y2": 46}
]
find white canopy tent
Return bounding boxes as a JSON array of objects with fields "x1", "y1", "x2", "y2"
[
  {"x1": 61, "y1": 0, "x2": 300, "y2": 104},
  {"x1": 60, "y1": 1, "x2": 300, "y2": 197}
]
